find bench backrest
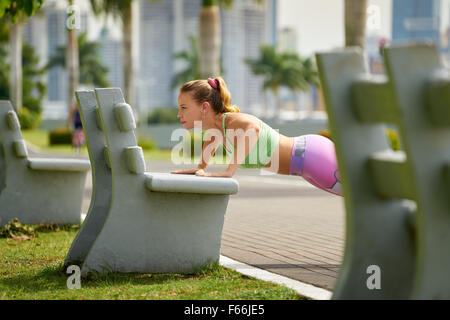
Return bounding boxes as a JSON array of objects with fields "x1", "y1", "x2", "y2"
[
  {"x1": 64, "y1": 91, "x2": 113, "y2": 268},
  {"x1": 95, "y1": 88, "x2": 145, "y2": 182},
  {"x1": 316, "y1": 48, "x2": 416, "y2": 299},
  {"x1": 383, "y1": 43, "x2": 450, "y2": 299},
  {"x1": 0, "y1": 101, "x2": 29, "y2": 174}
]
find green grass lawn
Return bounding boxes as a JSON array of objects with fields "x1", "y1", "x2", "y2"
[
  {"x1": 5, "y1": 131, "x2": 300, "y2": 300},
  {"x1": 0, "y1": 227, "x2": 306, "y2": 300}
]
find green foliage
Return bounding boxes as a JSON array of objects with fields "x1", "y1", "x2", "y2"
[
  {"x1": 0, "y1": 37, "x2": 8, "y2": 99},
  {"x1": 172, "y1": 35, "x2": 200, "y2": 89},
  {"x1": 0, "y1": 217, "x2": 81, "y2": 242},
  {"x1": 184, "y1": 131, "x2": 227, "y2": 159},
  {"x1": 22, "y1": 42, "x2": 46, "y2": 113},
  {"x1": 137, "y1": 136, "x2": 157, "y2": 151},
  {"x1": 0, "y1": 0, "x2": 44, "y2": 23},
  {"x1": 316, "y1": 128, "x2": 401, "y2": 151},
  {"x1": 202, "y1": 0, "x2": 263, "y2": 10},
  {"x1": 386, "y1": 128, "x2": 401, "y2": 151},
  {"x1": 34, "y1": 222, "x2": 81, "y2": 233},
  {"x1": 147, "y1": 107, "x2": 179, "y2": 124},
  {"x1": 17, "y1": 106, "x2": 41, "y2": 129},
  {"x1": 0, "y1": 218, "x2": 36, "y2": 239},
  {"x1": 187, "y1": 131, "x2": 204, "y2": 157},
  {"x1": 171, "y1": 35, "x2": 224, "y2": 89},
  {"x1": 49, "y1": 127, "x2": 73, "y2": 145},
  {"x1": 47, "y1": 31, "x2": 111, "y2": 88},
  {"x1": 0, "y1": 19, "x2": 46, "y2": 125},
  {"x1": 245, "y1": 45, "x2": 320, "y2": 95},
  {"x1": 89, "y1": 0, "x2": 133, "y2": 18}
]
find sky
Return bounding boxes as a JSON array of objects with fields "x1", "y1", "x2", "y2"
[{"x1": 277, "y1": 0, "x2": 450, "y2": 57}]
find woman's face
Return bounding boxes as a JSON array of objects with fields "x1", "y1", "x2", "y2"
[{"x1": 177, "y1": 92, "x2": 203, "y2": 130}]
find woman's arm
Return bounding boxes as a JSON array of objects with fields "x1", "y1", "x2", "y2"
[
  {"x1": 171, "y1": 131, "x2": 221, "y2": 174},
  {"x1": 196, "y1": 122, "x2": 260, "y2": 178}
]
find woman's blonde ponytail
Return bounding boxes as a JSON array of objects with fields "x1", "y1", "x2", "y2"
[
  {"x1": 224, "y1": 104, "x2": 240, "y2": 113},
  {"x1": 215, "y1": 77, "x2": 240, "y2": 113},
  {"x1": 180, "y1": 77, "x2": 240, "y2": 113}
]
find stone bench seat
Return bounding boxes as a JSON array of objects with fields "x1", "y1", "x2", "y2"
[
  {"x1": 145, "y1": 173, "x2": 239, "y2": 195},
  {"x1": 28, "y1": 158, "x2": 91, "y2": 172},
  {"x1": 65, "y1": 88, "x2": 239, "y2": 276},
  {"x1": 0, "y1": 100, "x2": 89, "y2": 226}
]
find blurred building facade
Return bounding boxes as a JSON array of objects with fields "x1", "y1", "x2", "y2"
[
  {"x1": 139, "y1": 0, "x2": 276, "y2": 115},
  {"x1": 22, "y1": 0, "x2": 276, "y2": 119},
  {"x1": 392, "y1": 0, "x2": 441, "y2": 47}
]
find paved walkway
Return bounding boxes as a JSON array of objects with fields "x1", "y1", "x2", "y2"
[
  {"x1": 220, "y1": 174, "x2": 345, "y2": 291},
  {"x1": 79, "y1": 159, "x2": 345, "y2": 291}
]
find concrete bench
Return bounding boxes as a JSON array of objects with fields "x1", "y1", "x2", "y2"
[
  {"x1": 383, "y1": 43, "x2": 450, "y2": 299},
  {"x1": 0, "y1": 100, "x2": 90, "y2": 226},
  {"x1": 316, "y1": 43, "x2": 450, "y2": 299},
  {"x1": 66, "y1": 88, "x2": 238, "y2": 276},
  {"x1": 64, "y1": 90, "x2": 113, "y2": 269}
]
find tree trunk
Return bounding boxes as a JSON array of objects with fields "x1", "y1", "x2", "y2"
[
  {"x1": 344, "y1": 0, "x2": 368, "y2": 48},
  {"x1": 66, "y1": 10, "x2": 79, "y2": 112},
  {"x1": 9, "y1": 22, "x2": 23, "y2": 112},
  {"x1": 199, "y1": 4, "x2": 221, "y2": 79},
  {"x1": 121, "y1": 4, "x2": 135, "y2": 108}
]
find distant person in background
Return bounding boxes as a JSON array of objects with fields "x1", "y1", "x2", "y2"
[{"x1": 67, "y1": 103, "x2": 85, "y2": 154}]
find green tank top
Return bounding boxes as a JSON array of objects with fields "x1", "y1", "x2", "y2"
[{"x1": 222, "y1": 113, "x2": 280, "y2": 169}]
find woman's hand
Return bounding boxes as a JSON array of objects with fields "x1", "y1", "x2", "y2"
[
  {"x1": 196, "y1": 169, "x2": 233, "y2": 178},
  {"x1": 194, "y1": 169, "x2": 207, "y2": 176},
  {"x1": 170, "y1": 168, "x2": 201, "y2": 175},
  {"x1": 171, "y1": 168, "x2": 233, "y2": 178}
]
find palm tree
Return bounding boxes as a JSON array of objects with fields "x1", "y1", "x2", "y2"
[
  {"x1": 171, "y1": 34, "x2": 224, "y2": 89},
  {"x1": 66, "y1": 0, "x2": 79, "y2": 112},
  {"x1": 344, "y1": 0, "x2": 368, "y2": 48},
  {"x1": 171, "y1": 35, "x2": 200, "y2": 89},
  {"x1": 89, "y1": 0, "x2": 134, "y2": 107},
  {"x1": 198, "y1": 0, "x2": 262, "y2": 79},
  {"x1": 0, "y1": 0, "x2": 44, "y2": 112},
  {"x1": 89, "y1": 0, "x2": 161, "y2": 109},
  {"x1": 47, "y1": 31, "x2": 111, "y2": 88},
  {"x1": 245, "y1": 45, "x2": 320, "y2": 120}
]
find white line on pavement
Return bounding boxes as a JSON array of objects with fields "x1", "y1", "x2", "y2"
[{"x1": 219, "y1": 255, "x2": 332, "y2": 300}]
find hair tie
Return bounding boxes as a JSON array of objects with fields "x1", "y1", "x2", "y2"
[{"x1": 207, "y1": 78, "x2": 218, "y2": 89}]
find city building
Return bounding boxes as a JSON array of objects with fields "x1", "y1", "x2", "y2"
[
  {"x1": 99, "y1": 28, "x2": 123, "y2": 90},
  {"x1": 392, "y1": 0, "x2": 441, "y2": 47},
  {"x1": 138, "y1": 0, "x2": 276, "y2": 115}
]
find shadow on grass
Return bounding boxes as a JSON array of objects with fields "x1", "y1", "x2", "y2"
[{"x1": 0, "y1": 261, "x2": 237, "y2": 294}]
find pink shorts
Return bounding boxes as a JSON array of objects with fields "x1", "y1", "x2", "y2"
[{"x1": 289, "y1": 134, "x2": 342, "y2": 196}]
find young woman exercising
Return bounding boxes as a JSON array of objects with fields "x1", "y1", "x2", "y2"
[{"x1": 171, "y1": 77, "x2": 342, "y2": 197}]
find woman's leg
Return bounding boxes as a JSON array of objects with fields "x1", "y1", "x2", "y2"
[{"x1": 289, "y1": 134, "x2": 343, "y2": 196}]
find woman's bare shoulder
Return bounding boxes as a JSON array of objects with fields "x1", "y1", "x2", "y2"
[{"x1": 225, "y1": 112, "x2": 260, "y2": 130}]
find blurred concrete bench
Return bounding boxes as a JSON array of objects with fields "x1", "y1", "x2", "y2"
[
  {"x1": 382, "y1": 43, "x2": 450, "y2": 299},
  {"x1": 0, "y1": 100, "x2": 90, "y2": 226},
  {"x1": 316, "y1": 43, "x2": 450, "y2": 299},
  {"x1": 66, "y1": 88, "x2": 238, "y2": 276}
]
